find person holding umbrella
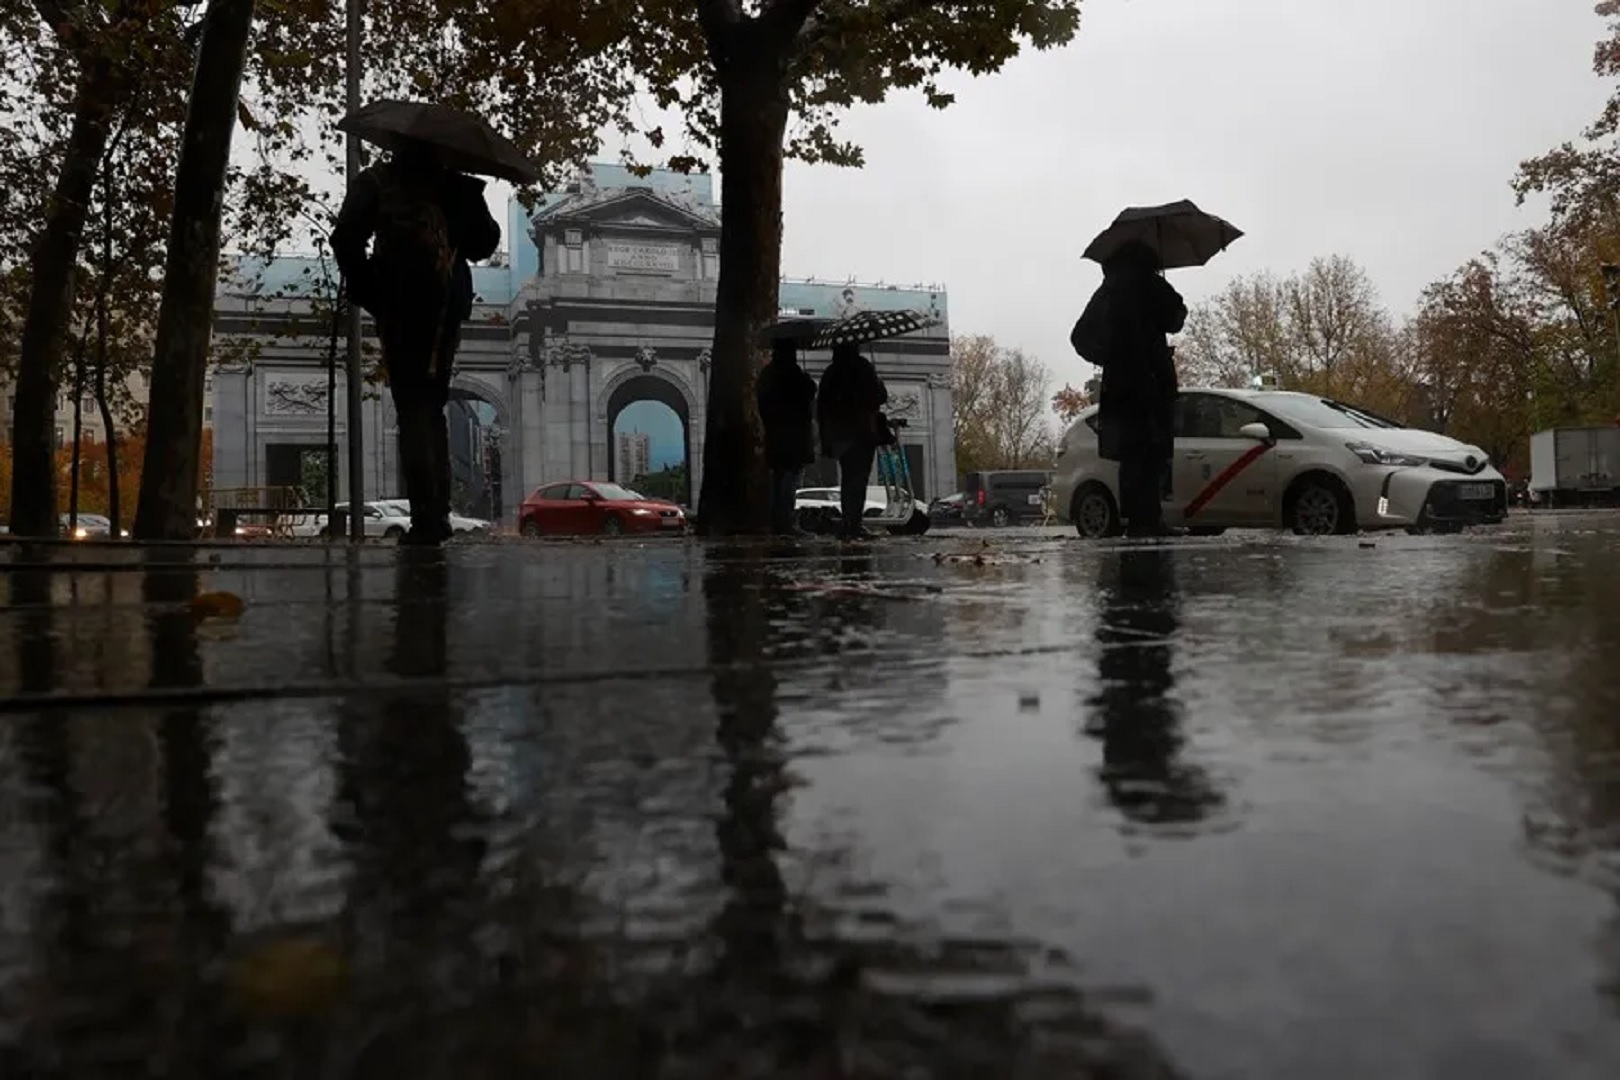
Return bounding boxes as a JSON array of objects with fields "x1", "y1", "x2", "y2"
[
  {"x1": 331, "y1": 101, "x2": 537, "y2": 545},
  {"x1": 816, "y1": 344, "x2": 890, "y2": 540},
  {"x1": 1072, "y1": 200, "x2": 1242, "y2": 538},
  {"x1": 756, "y1": 322, "x2": 822, "y2": 536}
]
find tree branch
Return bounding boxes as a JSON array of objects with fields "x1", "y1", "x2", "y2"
[
  {"x1": 762, "y1": 0, "x2": 822, "y2": 42},
  {"x1": 696, "y1": 0, "x2": 742, "y2": 38}
]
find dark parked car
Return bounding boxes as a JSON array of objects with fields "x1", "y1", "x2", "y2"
[
  {"x1": 928, "y1": 491, "x2": 967, "y2": 526},
  {"x1": 962, "y1": 470, "x2": 1052, "y2": 527}
]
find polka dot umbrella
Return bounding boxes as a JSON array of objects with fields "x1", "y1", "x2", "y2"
[{"x1": 809, "y1": 309, "x2": 939, "y2": 349}]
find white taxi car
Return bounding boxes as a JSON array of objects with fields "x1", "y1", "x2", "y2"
[{"x1": 1052, "y1": 389, "x2": 1508, "y2": 538}]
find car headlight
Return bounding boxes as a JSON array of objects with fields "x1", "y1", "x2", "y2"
[
  {"x1": 630, "y1": 508, "x2": 654, "y2": 517},
  {"x1": 1345, "y1": 441, "x2": 1426, "y2": 467},
  {"x1": 72, "y1": 528, "x2": 88, "y2": 540}
]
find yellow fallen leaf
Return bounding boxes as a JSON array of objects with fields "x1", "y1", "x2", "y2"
[
  {"x1": 228, "y1": 936, "x2": 349, "y2": 1018},
  {"x1": 190, "y1": 591, "x2": 245, "y2": 620}
]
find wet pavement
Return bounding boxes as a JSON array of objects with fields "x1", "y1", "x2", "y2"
[{"x1": 2, "y1": 513, "x2": 1620, "y2": 1078}]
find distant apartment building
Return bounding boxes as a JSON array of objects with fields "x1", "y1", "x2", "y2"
[
  {"x1": 0, "y1": 368, "x2": 167, "y2": 446},
  {"x1": 616, "y1": 430, "x2": 651, "y2": 483}
]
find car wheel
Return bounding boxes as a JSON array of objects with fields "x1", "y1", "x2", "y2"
[
  {"x1": 520, "y1": 518, "x2": 542, "y2": 538},
  {"x1": 1286, "y1": 476, "x2": 1355, "y2": 536},
  {"x1": 989, "y1": 506, "x2": 1011, "y2": 528},
  {"x1": 890, "y1": 510, "x2": 931, "y2": 537},
  {"x1": 1070, "y1": 484, "x2": 1121, "y2": 539},
  {"x1": 383, "y1": 525, "x2": 405, "y2": 541},
  {"x1": 601, "y1": 515, "x2": 623, "y2": 536}
]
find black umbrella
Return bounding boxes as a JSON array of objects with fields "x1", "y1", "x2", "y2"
[
  {"x1": 1083, "y1": 200, "x2": 1243, "y2": 270},
  {"x1": 810, "y1": 309, "x2": 937, "y2": 349},
  {"x1": 338, "y1": 99, "x2": 543, "y2": 185},
  {"x1": 758, "y1": 316, "x2": 833, "y2": 344}
]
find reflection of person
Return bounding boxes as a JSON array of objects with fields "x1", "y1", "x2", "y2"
[
  {"x1": 1071, "y1": 240, "x2": 1187, "y2": 537},
  {"x1": 1085, "y1": 549, "x2": 1220, "y2": 824},
  {"x1": 756, "y1": 339, "x2": 818, "y2": 535},
  {"x1": 816, "y1": 344, "x2": 888, "y2": 540},
  {"x1": 332, "y1": 139, "x2": 501, "y2": 545}
]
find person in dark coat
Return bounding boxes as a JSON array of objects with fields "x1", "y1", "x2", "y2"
[
  {"x1": 1071, "y1": 240, "x2": 1187, "y2": 537},
  {"x1": 816, "y1": 343, "x2": 888, "y2": 540},
  {"x1": 756, "y1": 338, "x2": 819, "y2": 535},
  {"x1": 331, "y1": 139, "x2": 501, "y2": 545}
]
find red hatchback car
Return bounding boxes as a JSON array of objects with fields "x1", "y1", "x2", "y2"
[{"x1": 519, "y1": 481, "x2": 687, "y2": 537}]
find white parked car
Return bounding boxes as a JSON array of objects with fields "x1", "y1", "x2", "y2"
[
  {"x1": 375, "y1": 499, "x2": 491, "y2": 534},
  {"x1": 288, "y1": 501, "x2": 412, "y2": 539},
  {"x1": 795, "y1": 486, "x2": 931, "y2": 536},
  {"x1": 1052, "y1": 389, "x2": 1509, "y2": 538}
]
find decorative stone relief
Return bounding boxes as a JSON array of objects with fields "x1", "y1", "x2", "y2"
[
  {"x1": 634, "y1": 346, "x2": 658, "y2": 373},
  {"x1": 925, "y1": 372, "x2": 951, "y2": 390},
  {"x1": 264, "y1": 377, "x2": 330, "y2": 416},
  {"x1": 505, "y1": 353, "x2": 536, "y2": 380},
  {"x1": 885, "y1": 384, "x2": 925, "y2": 422},
  {"x1": 546, "y1": 342, "x2": 593, "y2": 372},
  {"x1": 696, "y1": 347, "x2": 712, "y2": 377}
]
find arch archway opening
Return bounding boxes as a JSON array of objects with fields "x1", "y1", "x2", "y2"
[
  {"x1": 400, "y1": 386, "x2": 503, "y2": 522},
  {"x1": 607, "y1": 375, "x2": 691, "y2": 507}
]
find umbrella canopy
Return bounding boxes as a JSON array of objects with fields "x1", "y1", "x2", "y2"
[
  {"x1": 1083, "y1": 200, "x2": 1243, "y2": 270},
  {"x1": 810, "y1": 309, "x2": 937, "y2": 350},
  {"x1": 759, "y1": 316, "x2": 833, "y2": 344},
  {"x1": 338, "y1": 99, "x2": 543, "y2": 185}
]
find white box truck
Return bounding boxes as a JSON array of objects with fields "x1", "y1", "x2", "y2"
[{"x1": 1529, "y1": 426, "x2": 1620, "y2": 506}]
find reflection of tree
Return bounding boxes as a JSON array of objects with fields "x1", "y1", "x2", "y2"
[
  {"x1": 6, "y1": 555, "x2": 228, "y2": 1074},
  {"x1": 704, "y1": 546, "x2": 794, "y2": 987},
  {"x1": 1086, "y1": 550, "x2": 1223, "y2": 826}
]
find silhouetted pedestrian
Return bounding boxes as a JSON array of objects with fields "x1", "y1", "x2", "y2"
[
  {"x1": 816, "y1": 344, "x2": 888, "y2": 540},
  {"x1": 756, "y1": 339, "x2": 818, "y2": 535},
  {"x1": 332, "y1": 139, "x2": 500, "y2": 545},
  {"x1": 1071, "y1": 240, "x2": 1187, "y2": 537}
]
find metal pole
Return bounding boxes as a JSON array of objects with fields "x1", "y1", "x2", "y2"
[{"x1": 344, "y1": 0, "x2": 364, "y2": 539}]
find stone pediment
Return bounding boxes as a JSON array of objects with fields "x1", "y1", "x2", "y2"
[{"x1": 540, "y1": 189, "x2": 719, "y2": 233}]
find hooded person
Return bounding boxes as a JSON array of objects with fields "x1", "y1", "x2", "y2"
[
  {"x1": 331, "y1": 139, "x2": 501, "y2": 545},
  {"x1": 815, "y1": 343, "x2": 889, "y2": 540},
  {"x1": 755, "y1": 337, "x2": 819, "y2": 535},
  {"x1": 1070, "y1": 240, "x2": 1187, "y2": 537}
]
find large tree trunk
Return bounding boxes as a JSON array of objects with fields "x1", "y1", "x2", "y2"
[
  {"x1": 696, "y1": 54, "x2": 791, "y2": 536},
  {"x1": 134, "y1": 0, "x2": 257, "y2": 541},
  {"x1": 7, "y1": 59, "x2": 118, "y2": 538}
]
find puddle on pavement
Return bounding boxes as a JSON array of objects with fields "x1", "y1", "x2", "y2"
[{"x1": 1, "y1": 516, "x2": 1620, "y2": 1076}]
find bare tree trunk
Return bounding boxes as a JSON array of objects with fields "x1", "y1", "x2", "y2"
[
  {"x1": 7, "y1": 58, "x2": 118, "y2": 538},
  {"x1": 68, "y1": 331, "x2": 88, "y2": 530},
  {"x1": 96, "y1": 354, "x2": 120, "y2": 536},
  {"x1": 696, "y1": 48, "x2": 790, "y2": 536},
  {"x1": 134, "y1": 0, "x2": 257, "y2": 540},
  {"x1": 95, "y1": 161, "x2": 121, "y2": 536}
]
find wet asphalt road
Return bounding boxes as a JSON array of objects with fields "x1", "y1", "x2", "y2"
[{"x1": 1, "y1": 512, "x2": 1619, "y2": 1077}]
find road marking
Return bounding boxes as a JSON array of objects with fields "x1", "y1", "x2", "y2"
[{"x1": 1185, "y1": 444, "x2": 1271, "y2": 519}]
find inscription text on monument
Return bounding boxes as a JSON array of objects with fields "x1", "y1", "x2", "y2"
[{"x1": 606, "y1": 242, "x2": 681, "y2": 274}]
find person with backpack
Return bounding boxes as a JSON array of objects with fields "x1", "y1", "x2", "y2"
[
  {"x1": 331, "y1": 139, "x2": 502, "y2": 545},
  {"x1": 756, "y1": 338, "x2": 819, "y2": 535},
  {"x1": 816, "y1": 343, "x2": 889, "y2": 540},
  {"x1": 1070, "y1": 240, "x2": 1187, "y2": 537}
]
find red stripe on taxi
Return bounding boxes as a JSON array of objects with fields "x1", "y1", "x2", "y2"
[{"x1": 1184, "y1": 443, "x2": 1271, "y2": 519}]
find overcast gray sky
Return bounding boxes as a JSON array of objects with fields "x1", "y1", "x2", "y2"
[
  {"x1": 762, "y1": 0, "x2": 1608, "y2": 393},
  {"x1": 450, "y1": 0, "x2": 1610, "y2": 396}
]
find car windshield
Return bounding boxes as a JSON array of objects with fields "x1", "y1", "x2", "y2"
[
  {"x1": 1258, "y1": 394, "x2": 1400, "y2": 430},
  {"x1": 589, "y1": 483, "x2": 639, "y2": 501}
]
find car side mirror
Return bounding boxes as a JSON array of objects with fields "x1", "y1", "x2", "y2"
[{"x1": 1239, "y1": 422, "x2": 1274, "y2": 442}]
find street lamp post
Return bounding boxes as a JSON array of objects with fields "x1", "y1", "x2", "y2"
[{"x1": 343, "y1": 0, "x2": 364, "y2": 539}]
